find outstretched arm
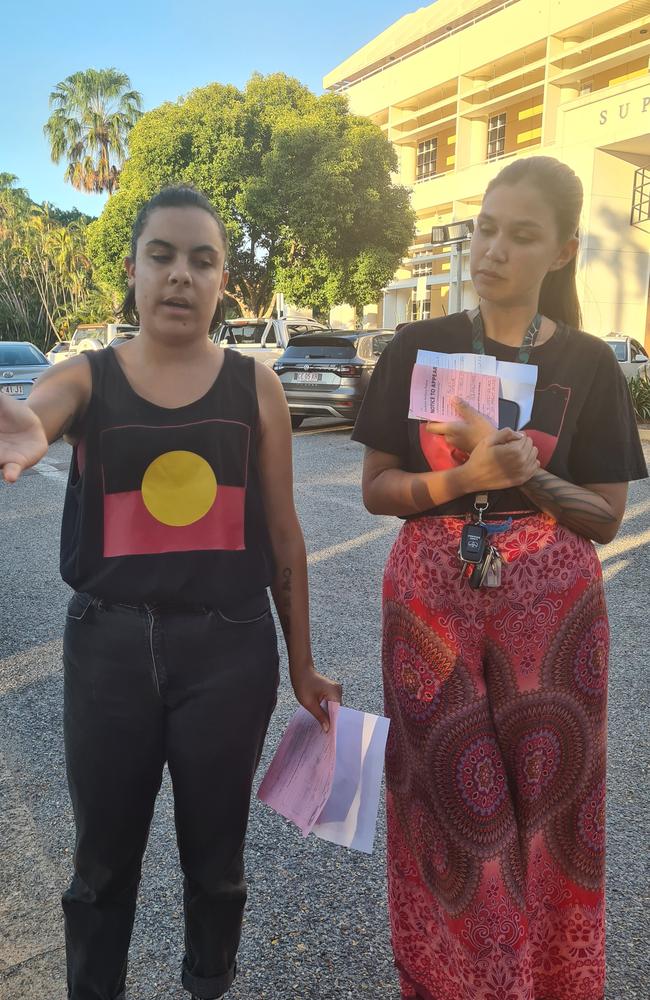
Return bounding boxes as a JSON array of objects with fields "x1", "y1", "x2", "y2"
[
  {"x1": 255, "y1": 362, "x2": 342, "y2": 731},
  {"x1": 0, "y1": 356, "x2": 91, "y2": 482}
]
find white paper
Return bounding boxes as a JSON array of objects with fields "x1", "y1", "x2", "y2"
[
  {"x1": 312, "y1": 706, "x2": 390, "y2": 854},
  {"x1": 495, "y1": 359, "x2": 538, "y2": 429},
  {"x1": 416, "y1": 349, "x2": 497, "y2": 375},
  {"x1": 257, "y1": 703, "x2": 390, "y2": 854},
  {"x1": 414, "y1": 349, "x2": 538, "y2": 430}
]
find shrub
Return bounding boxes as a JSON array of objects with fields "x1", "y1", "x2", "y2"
[{"x1": 628, "y1": 371, "x2": 650, "y2": 423}]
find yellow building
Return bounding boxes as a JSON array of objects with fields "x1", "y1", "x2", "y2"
[{"x1": 324, "y1": 0, "x2": 650, "y2": 347}]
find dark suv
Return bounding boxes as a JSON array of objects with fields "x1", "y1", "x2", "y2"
[{"x1": 272, "y1": 330, "x2": 394, "y2": 428}]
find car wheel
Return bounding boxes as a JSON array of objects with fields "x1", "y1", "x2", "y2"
[{"x1": 290, "y1": 415, "x2": 304, "y2": 430}]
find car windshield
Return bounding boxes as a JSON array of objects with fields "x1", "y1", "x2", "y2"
[
  {"x1": 283, "y1": 336, "x2": 358, "y2": 359},
  {"x1": 51, "y1": 342, "x2": 69, "y2": 352},
  {"x1": 0, "y1": 343, "x2": 48, "y2": 366},
  {"x1": 606, "y1": 341, "x2": 627, "y2": 361},
  {"x1": 71, "y1": 326, "x2": 104, "y2": 345},
  {"x1": 287, "y1": 322, "x2": 326, "y2": 337},
  {"x1": 221, "y1": 324, "x2": 266, "y2": 345}
]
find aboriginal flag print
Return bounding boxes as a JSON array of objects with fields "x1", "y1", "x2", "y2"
[{"x1": 101, "y1": 419, "x2": 249, "y2": 557}]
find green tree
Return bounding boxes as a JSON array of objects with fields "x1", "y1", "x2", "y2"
[
  {"x1": 0, "y1": 177, "x2": 114, "y2": 347},
  {"x1": 44, "y1": 68, "x2": 143, "y2": 195},
  {"x1": 89, "y1": 73, "x2": 414, "y2": 316}
]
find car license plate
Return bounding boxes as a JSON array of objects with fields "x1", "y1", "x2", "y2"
[
  {"x1": 0, "y1": 384, "x2": 25, "y2": 396},
  {"x1": 295, "y1": 372, "x2": 321, "y2": 383}
]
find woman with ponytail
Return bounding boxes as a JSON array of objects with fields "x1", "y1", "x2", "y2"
[{"x1": 352, "y1": 156, "x2": 646, "y2": 999}]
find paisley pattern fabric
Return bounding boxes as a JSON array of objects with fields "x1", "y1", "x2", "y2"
[{"x1": 383, "y1": 514, "x2": 607, "y2": 1000}]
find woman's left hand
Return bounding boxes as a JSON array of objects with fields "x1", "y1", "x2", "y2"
[
  {"x1": 291, "y1": 666, "x2": 343, "y2": 733},
  {"x1": 425, "y1": 397, "x2": 496, "y2": 455}
]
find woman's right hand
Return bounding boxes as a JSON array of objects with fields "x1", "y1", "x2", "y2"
[
  {"x1": 463, "y1": 427, "x2": 539, "y2": 491},
  {"x1": 0, "y1": 395, "x2": 49, "y2": 482}
]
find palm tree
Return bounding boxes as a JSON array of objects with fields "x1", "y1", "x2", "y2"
[{"x1": 44, "y1": 68, "x2": 142, "y2": 195}]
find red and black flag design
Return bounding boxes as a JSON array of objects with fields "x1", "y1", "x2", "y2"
[
  {"x1": 524, "y1": 384, "x2": 571, "y2": 468},
  {"x1": 418, "y1": 384, "x2": 572, "y2": 472},
  {"x1": 100, "y1": 419, "x2": 250, "y2": 557}
]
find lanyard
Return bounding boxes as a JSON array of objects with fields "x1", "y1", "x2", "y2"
[
  {"x1": 468, "y1": 307, "x2": 541, "y2": 523},
  {"x1": 470, "y1": 307, "x2": 542, "y2": 366}
]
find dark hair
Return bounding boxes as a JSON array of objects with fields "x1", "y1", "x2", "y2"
[
  {"x1": 484, "y1": 156, "x2": 583, "y2": 329},
  {"x1": 120, "y1": 185, "x2": 229, "y2": 331}
]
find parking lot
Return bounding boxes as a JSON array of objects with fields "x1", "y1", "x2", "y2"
[{"x1": 1, "y1": 422, "x2": 649, "y2": 999}]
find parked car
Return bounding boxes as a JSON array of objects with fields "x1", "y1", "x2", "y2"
[
  {"x1": 68, "y1": 323, "x2": 139, "y2": 356},
  {"x1": 108, "y1": 332, "x2": 138, "y2": 348},
  {"x1": 212, "y1": 316, "x2": 328, "y2": 367},
  {"x1": 272, "y1": 329, "x2": 394, "y2": 428},
  {"x1": 46, "y1": 340, "x2": 72, "y2": 364},
  {"x1": 0, "y1": 341, "x2": 51, "y2": 399},
  {"x1": 605, "y1": 335, "x2": 649, "y2": 380}
]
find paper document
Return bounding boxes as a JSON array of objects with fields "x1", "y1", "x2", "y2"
[
  {"x1": 257, "y1": 703, "x2": 340, "y2": 836},
  {"x1": 409, "y1": 364, "x2": 500, "y2": 423},
  {"x1": 493, "y1": 359, "x2": 538, "y2": 429},
  {"x1": 258, "y1": 702, "x2": 390, "y2": 854},
  {"x1": 414, "y1": 349, "x2": 538, "y2": 430},
  {"x1": 416, "y1": 349, "x2": 497, "y2": 375}
]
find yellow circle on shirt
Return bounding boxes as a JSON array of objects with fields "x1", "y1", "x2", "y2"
[{"x1": 141, "y1": 451, "x2": 217, "y2": 526}]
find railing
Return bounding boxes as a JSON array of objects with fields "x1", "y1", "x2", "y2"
[{"x1": 329, "y1": 0, "x2": 523, "y2": 93}]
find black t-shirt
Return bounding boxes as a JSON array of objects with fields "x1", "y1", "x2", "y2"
[
  {"x1": 60, "y1": 348, "x2": 275, "y2": 606},
  {"x1": 352, "y1": 313, "x2": 648, "y2": 516}
]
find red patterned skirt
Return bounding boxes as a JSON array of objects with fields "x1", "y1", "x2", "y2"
[{"x1": 382, "y1": 515, "x2": 607, "y2": 1000}]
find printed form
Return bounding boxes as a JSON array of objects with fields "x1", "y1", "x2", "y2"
[
  {"x1": 258, "y1": 703, "x2": 390, "y2": 854},
  {"x1": 411, "y1": 349, "x2": 539, "y2": 429}
]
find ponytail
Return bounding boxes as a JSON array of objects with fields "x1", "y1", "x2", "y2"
[{"x1": 538, "y1": 254, "x2": 582, "y2": 330}]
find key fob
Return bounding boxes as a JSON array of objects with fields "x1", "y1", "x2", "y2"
[{"x1": 459, "y1": 522, "x2": 488, "y2": 564}]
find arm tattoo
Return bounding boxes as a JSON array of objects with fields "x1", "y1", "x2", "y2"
[{"x1": 520, "y1": 470, "x2": 617, "y2": 542}]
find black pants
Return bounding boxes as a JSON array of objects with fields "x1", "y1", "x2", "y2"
[{"x1": 62, "y1": 591, "x2": 279, "y2": 1000}]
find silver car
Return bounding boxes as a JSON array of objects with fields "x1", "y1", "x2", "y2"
[{"x1": 0, "y1": 341, "x2": 51, "y2": 400}]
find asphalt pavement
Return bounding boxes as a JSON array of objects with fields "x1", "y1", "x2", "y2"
[{"x1": 0, "y1": 423, "x2": 648, "y2": 1000}]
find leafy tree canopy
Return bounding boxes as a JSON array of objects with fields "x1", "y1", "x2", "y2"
[
  {"x1": 44, "y1": 68, "x2": 142, "y2": 195},
  {"x1": 89, "y1": 73, "x2": 414, "y2": 316}
]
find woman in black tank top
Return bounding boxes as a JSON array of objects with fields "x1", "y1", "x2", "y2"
[{"x1": 0, "y1": 185, "x2": 342, "y2": 1000}]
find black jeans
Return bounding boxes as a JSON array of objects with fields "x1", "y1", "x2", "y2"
[{"x1": 62, "y1": 591, "x2": 279, "y2": 1000}]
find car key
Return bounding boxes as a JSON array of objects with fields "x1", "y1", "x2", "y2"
[{"x1": 458, "y1": 522, "x2": 488, "y2": 565}]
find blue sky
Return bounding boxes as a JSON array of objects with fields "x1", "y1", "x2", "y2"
[{"x1": 0, "y1": 0, "x2": 418, "y2": 215}]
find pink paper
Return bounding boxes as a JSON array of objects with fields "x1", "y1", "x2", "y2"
[
  {"x1": 409, "y1": 364, "x2": 499, "y2": 423},
  {"x1": 257, "y1": 703, "x2": 340, "y2": 836}
]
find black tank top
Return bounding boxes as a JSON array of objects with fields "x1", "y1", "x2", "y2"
[{"x1": 60, "y1": 347, "x2": 275, "y2": 607}]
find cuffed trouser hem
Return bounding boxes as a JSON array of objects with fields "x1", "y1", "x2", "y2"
[{"x1": 181, "y1": 959, "x2": 236, "y2": 998}]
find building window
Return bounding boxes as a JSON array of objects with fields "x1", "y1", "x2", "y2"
[
  {"x1": 487, "y1": 113, "x2": 506, "y2": 160},
  {"x1": 412, "y1": 260, "x2": 433, "y2": 277},
  {"x1": 417, "y1": 138, "x2": 438, "y2": 180},
  {"x1": 411, "y1": 298, "x2": 432, "y2": 321}
]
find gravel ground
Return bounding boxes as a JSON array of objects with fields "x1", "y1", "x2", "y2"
[{"x1": 0, "y1": 427, "x2": 648, "y2": 1000}]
